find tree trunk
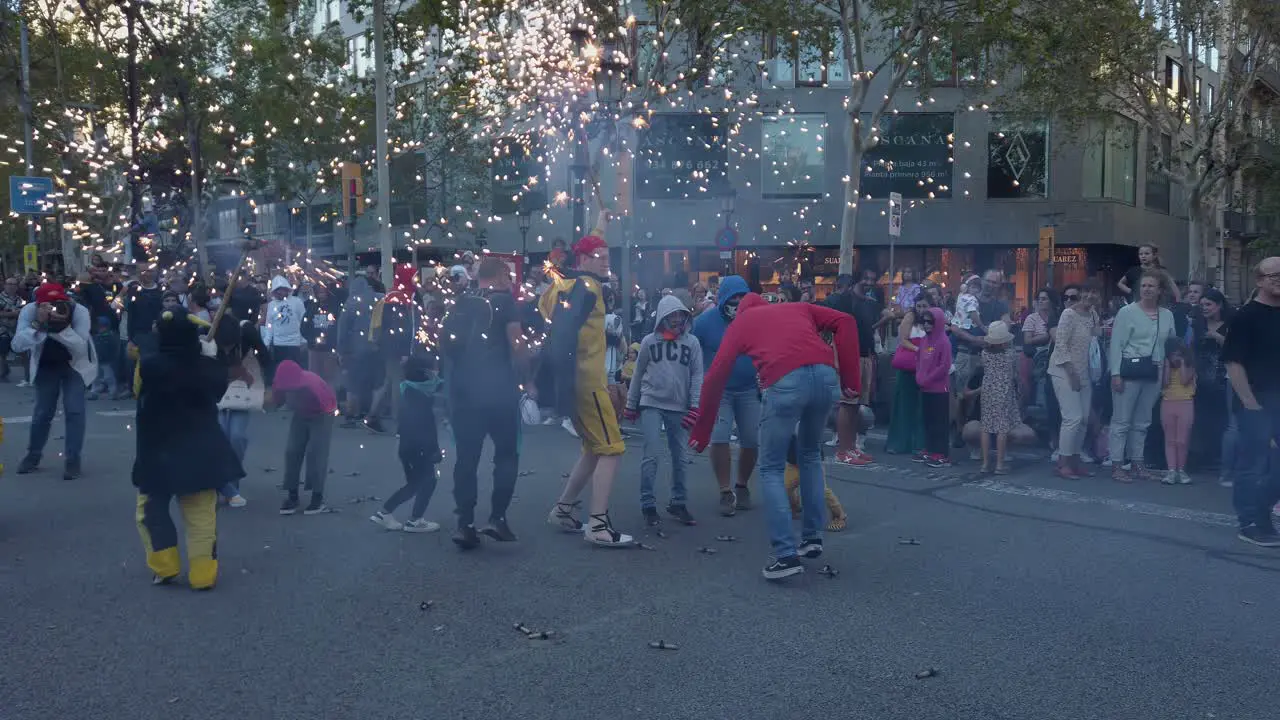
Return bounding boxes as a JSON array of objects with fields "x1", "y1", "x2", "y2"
[
  {"x1": 186, "y1": 111, "x2": 210, "y2": 276},
  {"x1": 838, "y1": 119, "x2": 865, "y2": 275}
]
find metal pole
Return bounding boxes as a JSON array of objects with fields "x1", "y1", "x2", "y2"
[
  {"x1": 887, "y1": 230, "x2": 896, "y2": 312},
  {"x1": 304, "y1": 202, "x2": 313, "y2": 255},
  {"x1": 520, "y1": 227, "x2": 528, "y2": 260},
  {"x1": 19, "y1": 18, "x2": 37, "y2": 252},
  {"x1": 125, "y1": 1, "x2": 141, "y2": 265},
  {"x1": 372, "y1": 0, "x2": 393, "y2": 283},
  {"x1": 572, "y1": 126, "x2": 587, "y2": 238}
]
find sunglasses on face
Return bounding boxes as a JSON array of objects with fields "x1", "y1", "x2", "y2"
[{"x1": 1064, "y1": 294, "x2": 1079, "y2": 302}]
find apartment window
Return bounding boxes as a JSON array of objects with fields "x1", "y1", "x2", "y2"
[
  {"x1": 987, "y1": 116, "x2": 1049, "y2": 199},
  {"x1": 1145, "y1": 133, "x2": 1172, "y2": 213},
  {"x1": 761, "y1": 113, "x2": 826, "y2": 199},
  {"x1": 763, "y1": 32, "x2": 846, "y2": 87},
  {"x1": 1197, "y1": 39, "x2": 1220, "y2": 72},
  {"x1": 1165, "y1": 57, "x2": 1185, "y2": 100},
  {"x1": 1082, "y1": 115, "x2": 1137, "y2": 204},
  {"x1": 1205, "y1": 83, "x2": 1214, "y2": 110},
  {"x1": 631, "y1": 22, "x2": 662, "y2": 86},
  {"x1": 348, "y1": 34, "x2": 369, "y2": 78},
  {"x1": 903, "y1": 33, "x2": 987, "y2": 87},
  {"x1": 324, "y1": 0, "x2": 338, "y2": 23}
]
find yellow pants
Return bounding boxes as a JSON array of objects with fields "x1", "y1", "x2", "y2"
[
  {"x1": 135, "y1": 490, "x2": 218, "y2": 589},
  {"x1": 784, "y1": 464, "x2": 845, "y2": 522}
]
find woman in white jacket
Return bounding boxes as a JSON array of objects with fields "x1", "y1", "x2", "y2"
[
  {"x1": 12, "y1": 282, "x2": 98, "y2": 480},
  {"x1": 263, "y1": 275, "x2": 307, "y2": 367}
]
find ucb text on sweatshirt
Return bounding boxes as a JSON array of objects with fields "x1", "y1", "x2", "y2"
[{"x1": 627, "y1": 295, "x2": 704, "y2": 413}]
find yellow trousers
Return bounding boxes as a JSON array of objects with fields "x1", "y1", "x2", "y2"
[{"x1": 135, "y1": 490, "x2": 218, "y2": 589}]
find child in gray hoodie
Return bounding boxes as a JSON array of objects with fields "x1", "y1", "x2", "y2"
[{"x1": 625, "y1": 295, "x2": 704, "y2": 526}]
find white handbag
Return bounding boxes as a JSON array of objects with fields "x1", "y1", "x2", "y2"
[{"x1": 217, "y1": 354, "x2": 266, "y2": 412}]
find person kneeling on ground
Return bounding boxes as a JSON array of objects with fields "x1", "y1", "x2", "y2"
[
  {"x1": 133, "y1": 310, "x2": 243, "y2": 589},
  {"x1": 625, "y1": 294, "x2": 703, "y2": 527},
  {"x1": 370, "y1": 355, "x2": 445, "y2": 534},
  {"x1": 272, "y1": 359, "x2": 337, "y2": 515}
]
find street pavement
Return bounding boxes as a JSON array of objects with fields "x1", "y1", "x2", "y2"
[{"x1": 1, "y1": 382, "x2": 1277, "y2": 720}]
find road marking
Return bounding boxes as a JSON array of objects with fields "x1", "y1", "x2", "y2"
[
  {"x1": 2, "y1": 410, "x2": 136, "y2": 425},
  {"x1": 965, "y1": 478, "x2": 1237, "y2": 528}
]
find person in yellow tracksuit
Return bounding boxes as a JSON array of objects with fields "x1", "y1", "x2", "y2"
[
  {"x1": 538, "y1": 225, "x2": 634, "y2": 547},
  {"x1": 133, "y1": 310, "x2": 244, "y2": 589}
]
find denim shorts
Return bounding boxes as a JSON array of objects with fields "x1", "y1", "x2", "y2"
[{"x1": 711, "y1": 388, "x2": 761, "y2": 448}]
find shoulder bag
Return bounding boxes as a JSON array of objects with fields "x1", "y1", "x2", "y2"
[{"x1": 1118, "y1": 310, "x2": 1160, "y2": 381}]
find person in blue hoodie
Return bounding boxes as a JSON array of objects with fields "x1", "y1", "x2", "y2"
[{"x1": 691, "y1": 275, "x2": 760, "y2": 517}]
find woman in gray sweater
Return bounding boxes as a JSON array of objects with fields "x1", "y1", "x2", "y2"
[{"x1": 1108, "y1": 270, "x2": 1176, "y2": 482}]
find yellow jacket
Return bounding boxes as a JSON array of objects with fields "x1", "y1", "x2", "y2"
[{"x1": 538, "y1": 267, "x2": 608, "y2": 391}]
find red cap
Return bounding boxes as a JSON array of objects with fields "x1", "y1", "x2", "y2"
[
  {"x1": 573, "y1": 234, "x2": 608, "y2": 258},
  {"x1": 35, "y1": 282, "x2": 69, "y2": 304}
]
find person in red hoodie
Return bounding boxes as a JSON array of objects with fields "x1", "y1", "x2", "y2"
[
  {"x1": 688, "y1": 292, "x2": 861, "y2": 581},
  {"x1": 271, "y1": 359, "x2": 338, "y2": 515}
]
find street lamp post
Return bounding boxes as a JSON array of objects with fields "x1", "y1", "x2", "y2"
[
  {"x1": 720, "y1": 189, "x2": 737, "y2": 275},
  {"x1": 517, "y1": 205, "x2": 533, "y2": 265}
]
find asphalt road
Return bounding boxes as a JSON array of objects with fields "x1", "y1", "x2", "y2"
[{"x1": 1, "y1": 383, "x2": 1276, "y2": 720}]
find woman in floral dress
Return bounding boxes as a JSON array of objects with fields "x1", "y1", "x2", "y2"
[{"x1": 980, "y1": 321, "x2": 1021, "y2": 474}]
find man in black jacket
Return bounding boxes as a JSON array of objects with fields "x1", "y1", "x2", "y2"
[{"x1": 441, "y1": 258, "x2": 526, "y2": 549}]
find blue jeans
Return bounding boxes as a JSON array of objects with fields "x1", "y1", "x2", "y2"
[
  {"x1": 218, "y1": 409, "x2": 251, "y2": 496},
  {"x1": 759, "y1": 365, "x2": 839, "y2": 559},
  {"x1": 639, "y1": 407, "x2": 688, "y2": 509},
  {"x1": 710, "y1": 388, "x2": 762, "y2": 448},
  {"x1": 91, "y1": 333, "x2": 119, "y2": 395},
  {"x1": 1231, "y1": 397, "x2": 1280, "y2": 530},
  {"x1": 28, "y1": 364, "x2": 87, "y2": 464}
]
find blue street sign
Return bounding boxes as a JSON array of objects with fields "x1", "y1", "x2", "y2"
[
  {"x1": 8, "y1": 175, "x2": 54, "y2": 215},
  {"x1": 714, "y1": 226, "x2": 738, "y2": 250}
]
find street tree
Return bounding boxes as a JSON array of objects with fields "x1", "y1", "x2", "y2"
[{"x1": 1005, "y1": 0, "x2": 1280, "y2": 281}]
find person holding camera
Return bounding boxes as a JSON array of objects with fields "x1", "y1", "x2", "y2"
[{"x1": 12, "y1": 282, "x2": 98, "y2": 480}]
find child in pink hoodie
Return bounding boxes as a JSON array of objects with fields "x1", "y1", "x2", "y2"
[
  {"x1": 271, "y1": 359, "x2": 338, "y2": 515},
  {"x1": 914, "y1": 307, "x2": 953, "y2": 468}
]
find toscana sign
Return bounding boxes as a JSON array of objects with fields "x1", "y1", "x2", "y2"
[{"x1": 859, "y1": 113, "x2": 955, "y2": 200}]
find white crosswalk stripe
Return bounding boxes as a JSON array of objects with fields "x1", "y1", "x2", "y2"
[{"x1": 2, "y1": 410, "x2": 135, "y2": 425}]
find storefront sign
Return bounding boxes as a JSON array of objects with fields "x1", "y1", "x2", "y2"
[
  {"x1": 635, "y1": 113, "x2": 730, "y2": 200},
  {"x1": 1053, "y1": 248, "x2": 1085, "y2": 267},
  {"x1": 859, "y1": 113, "x2": 954, "y2": 200},
  {"x1": 491, "y1": 136, "x2": 547, "y2": 215}
]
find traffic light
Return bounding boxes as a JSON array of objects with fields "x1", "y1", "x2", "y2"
[{"x1": 341, "y1": 162, "x2": 366, "y2": 220}]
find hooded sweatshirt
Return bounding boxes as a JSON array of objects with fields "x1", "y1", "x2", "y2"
[
  {"x1": 627, "y1": 295, "x2": 704, "y2": 413},
  {"x1": 691, "y1": 293, "x2": 861, "y2": 445},
  {"x1": 372, "y1": 264, "x2": 419, "y2": 359},
  {"x1": 272, "y1": 359, "x2": 337, "y2": 417},
  {"x1": 914, "y1": 307, "x2": 952, "y2": 394},
  {"x1": 263, "y1": 276, "x2": 307, "y2": 349},
  {"x1": 692, "y1": 275, "x2": 757, "y2": 393},
  {"x1": 336, "y1": 275, "x2": 381, "y2": 357}
]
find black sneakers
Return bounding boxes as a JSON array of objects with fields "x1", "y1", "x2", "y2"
[
  {"x1": 798, "y1": 539, "x2": 824, "y2": 559},
  {"x1": 280, "y1": 494, "x2": 300, "y2": 515},
  {"x1": 453, "y1": 524, "x2": 481, "y2": 550},
  {"x1": 1238, "y1": 524, "x2": 1280, "y2": 548},
  {"x1": 481, "y1": 518, "x2": 517, "y2": 542},
  {"x1": 16, "y1": 456, "x2": 38, "y2": 474},
  {"x1": 642, "y1": 507, "x2": 661, "y2": 526},
  {"x1": 63, "y1": 459, "x2": 81, "y2": 481},
  {"x1": 666, "y1": 504, "x2": 697, "y2": 526},
  {"x1": 762, "y1": 556, "x2": 804, "y2": 581}
]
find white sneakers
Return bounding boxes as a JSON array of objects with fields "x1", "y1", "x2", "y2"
[
  {"x1": 228, "y1": 495, "x2": 247, "y2": 508},
  {"x1": 369, "y1": 512, "x2": 440, "y2": 533}
]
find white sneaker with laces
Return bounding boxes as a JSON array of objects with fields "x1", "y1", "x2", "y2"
[
  {"x1": 1080, "y1": 452, "x2": 1096, "y2": 464},
  {"x1": 1161, "y1": 470, "x2": 1178, "y2": 485},
  {"x1": 1178, "y1": 470, "x2": 1192, "y2": 485},
  {"x1": 370, "y1": 511, "x2": 403, "y2": 531},
  {"x1": 561, "y1": 417, "x2": 578, "y2": 438},
  {"x1": 228, "y1": 495, "x2": 247, "y2": 508},
  {"x1": 403, "y1": 519, "x2": 440, "y2": 533}
]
